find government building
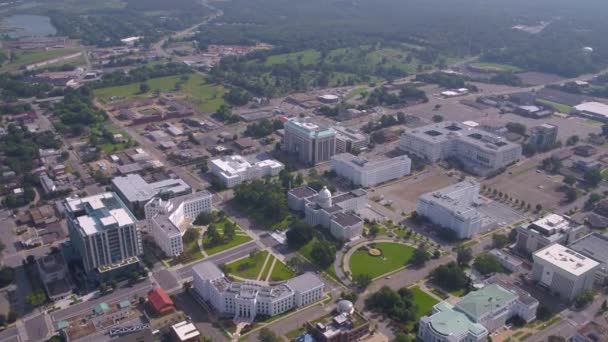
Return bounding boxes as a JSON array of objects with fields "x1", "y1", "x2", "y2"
[
  {"x1": 192, "y1": 262, "x2": 324, "y2": 320},
  {"x1": 288, "y1": 186, "x2": 367, "y2": 241},
  {"x1": 330, "y1": 153, "x2": 411, "y2": 187},
  {"x1": 144, "y1": 191, "x2": 213, "y2": 257},
  {"x1": 210, "y1": 155, "x2": 284, "y2": 188}
]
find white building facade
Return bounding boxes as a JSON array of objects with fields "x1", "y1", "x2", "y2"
[
  {"x1": 145, "y1": 191, "x2": 213, "y2": 257},
  {"x1": 283, "y1": 117, "x2": 336, "y2": 165},
  {"x1": 416, "y1": 179, "x2": 495, "y2": 239},
  {"x1": 192, "y1": 262, "x2": 324, "y2": 320},
  {"x1": 210, "y1": 155, "x2": 284, "y2": 188},
  {"x1": 400, "y1": 121, "x2": 522, "y2": 176},
  {"x1": 331, "y1": 153, "x2": 411, "y2": 187}
]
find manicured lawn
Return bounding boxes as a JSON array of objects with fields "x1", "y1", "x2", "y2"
[
  {"x1": 269, "y1": 259, "x2": 295, "y2": 281},
  {"x1": 349, "y1": 242, "x2": 415, "y2": 279},
  {"x1": 535, "y1": 98, "x2": 573, "y2": 113},
  {"x1": 259, "y1": 255, "x2": 274, "y2": 281},
  {"x1": 202, "y1": 220, "x2": 253, "y2": 256},
  {"x1": 410, "y1": 287, "x2": 439, "y2": 319},
  {"x1": 265, "y1": 49, "x2": 321, "y2": 66},
  {"x1": 94, "y1": 73, "x2": 226, "y2": 112},
  {"x1": 1, "y1": 48, "x2": 81, "y2": 72},
  {"x1": 224, "y1": 251, "x2": 269, "y2": 279},
  {"x1": 470, "y1": 62, "x2": 523, "y2": 73}
]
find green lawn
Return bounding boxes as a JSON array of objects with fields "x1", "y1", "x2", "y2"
[
  {"x1": 225, "y1": 251, "x2": 269, "y2": 279},
  {"x1": 269, "y1": 259, "x2": 295, "y2": 281},
  {"x1": 349, "y1": 242, "x2": 415, "y2": 279},
  {"x1": 91, "y1": 124, "x2": 134, "y2": 154},
  {"x1": 1, "y1": 48, "x2": 81, "y2": 72},
  {"x1": 449, "y1": 288, "x2": 468, "y2": 297},
  {"x1": 265, "y1": 49, "x2": 321, "y2": 66},
  {"x1": 202, "y1": 220, "x2": 253, "y2": 256},
  {"x1": 345, "y1": 87, "x2": 368, "y2": 100},
  {"x1": 470, "y1": 62, "x2": 523, "y2": 73},
  {"x1": 410, "y1": 287, "x2": 439, "y2": 319},
  {"x1": 535, "y1": 98, "x2": 573, "y2": 113},
  {"x1": 94, "y1": 73, "x2": 226, "y2": 112}
]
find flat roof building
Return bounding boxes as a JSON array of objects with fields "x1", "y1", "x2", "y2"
[
  {"x1": 400, "y1": 121, "x2": 522, "y2": 176},
  {"x1": 331, "y1": 153, "x2": 411, "y2": 187},
  {"x1": 210, "y1": 155, "x2": 284, "y2": 188},
  {"x1": 284, "y1": 117, "x2": 336, "y2": 165},
  {"x1": 334, "y1": 126, "x2": 369, "y2": 154},
  {"x1": 532, "y1": 244, "x2": 600, "y2": 301},
  {"x1": 112, "y1": 174, "x2": 192, "y2": 213},
  {"x1": 417, "y1": 179, "x2": 495, "y2": 239},
  {"x1": 171, "y1": 321, "x2": 200, "y2": 342},
  {"x1": 516, "y1": 214, "x2": 585, "y2": 256},
  {"x1": 568, "y1": 233, "x2": 608, "y2": 285},
  {"x1": 144, "y1": 191, "x2": 212, "y2": 257},
  {"x1": 64, "y1": 193, "x2": 142, "y2": 275},
  {"x1": 192, "y1": 261, "x2": 324, "y2": 321},
  {"x1": 573, "y1": 102, "x2": 608, "y2": 122}
]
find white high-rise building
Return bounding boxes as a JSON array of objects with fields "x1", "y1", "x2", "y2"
[
  {"x1": 400, "y1": 121, "x2": 521, "y2": 176},
  {"x1": 192, "y1": 261, "x2": 324, "y2": 321},
  {"x1": 210, "y1": 155, "x2": 284, "y2": 188},
  {"x1": 145, "y1": 191, "x2": 213, "y2": 257},
  {"x1": 331, "y1": 153, "x2": 411, "y2": 187},
  {"x1": 64, "y1": 192, "x2": 142, "y2": 275},
  {"x1": 417, "y1": 179, "x2": 495, "y2": 239}
]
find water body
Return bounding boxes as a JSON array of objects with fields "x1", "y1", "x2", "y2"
[{"x1": 2, "y1": 14, "x2": 56, "y2": 38}]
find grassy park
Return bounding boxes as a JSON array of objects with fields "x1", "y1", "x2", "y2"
[
  {"x1": 535, "y1": 98, "x2": 573, "y2": 113},
  {"x1": 410, "y1": 286, "x2": 440, "y2": 319},
  {"x1": 349, "y1": 242, "x2": 415, "y2": 279},
  {"x1": 224, "y1": 251, "x2": 269, "y2": 279},
  {"x1": 202, "y1": 219, "x2": 253, "y2": 256},
  {"x1": 94, "y1": 73, "x2": 226, "y2": 112},
  {"x1": 0, "y1": 48, "x2": 82, "y2": 72}
]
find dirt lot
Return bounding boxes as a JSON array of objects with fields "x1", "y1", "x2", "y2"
[
  {"x1": 371, "y1": 166, "x2": 460, "y2": 214},
  {"x1": 483, "y1": 156, "x2": 566, "y2": 212},
  {"x1": 518, "y1": 72, "x2": 565, "y2": 86}
]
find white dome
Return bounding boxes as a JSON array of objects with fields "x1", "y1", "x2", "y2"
[
  {"x1": 318, "y1": 186, "x2": 332, "y2": 200},
  {"x1": 337, "y1": 300, "x2": 354, "y2": 314}
]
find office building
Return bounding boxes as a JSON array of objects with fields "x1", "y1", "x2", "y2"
[
  {"x1": 399, "y1": 121, "x2": 522, "y2": 176},
  {"x1": 334, "y1": 126, "x2": 369, "y2": 153},
  {"x1": 528, "y1": 124, "x2": 558, "y2": 151},
  {"x1": 283, "y1": 117, "x2": 336, "y2": 165},
  {"x1": 288, "y1": 186, "x2": 366, "y2": 241},
  {"x1": 532, "y1": 244, "x2": 600, "y2": 301},
  {"x1": 418, "y1": 284, "x2": 538, "y2": 342},
  {"x1": 417, "y1": 179, "x2": 495, "y2": 239},
  {"x1": 112, "y1": 174, "x2": 192, "y2": 213},
  {"x1": 64, "y1": 193, "x2": 142, "y2": 275},
  {"x1": 331, "y1": 153, "x2": 411, "y2": 187},
  {"x1": 210, "y1": 155, "x2": 284, "y2": 188},
  {"x1": 192, "y1": 262, "x2": 324, "y2": 321},
  {"x1": 568, "y1": 233, "x2": 608, "y2": 285},
  {"x1": 36, "y1": 254, "x2": 72, "y2": 301},
  {"x1": 515, "y1": 214, "x2": 585, "y2": 256},
  {"x1": 144, "y1": 191, "x2": 212, "y2": 257}
]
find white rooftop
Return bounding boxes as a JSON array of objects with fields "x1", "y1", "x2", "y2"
[
  {"x1": 574, "y1": 102, "x2": 608, "y2": 117},
  {"x1": 534, "y1": 244, "x2": 599, "y2": 276},
  {"x1": 171, "y1": 321, "x2": 200, "y2": 341},
  {"x1": 531, "y1": 214, "x2": 577, "y2": 234},
  {"x1": 66, "y1": 193, "x2": 136, "y2": 236}
]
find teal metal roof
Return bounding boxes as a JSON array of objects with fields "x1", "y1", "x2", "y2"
[
  {"x1": 94, "y1": 302, "x2": 110, "y2": 314},
  {"x1": 56, "y1": 320, "x2": 68, "y2": 330},
  {"x1": 119, "y1": 300, "x2": 131, "y2": 308},
  {"x1": 455, "y1": 284, "x2": 517, "y2": 320},
  {"x1": 428, "y1": 302, "x2": 487, "y2": 337}
]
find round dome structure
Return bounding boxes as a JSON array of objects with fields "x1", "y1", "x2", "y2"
[
  {"x1": 318, "y1": 94, "x2": 339, "y2": 104},
  {"x1": 316, "y1": 186, "x2": 332, "y2": 209},
  {"x1": 337, "y1": 300, "x2": 354, "y2": 314}
]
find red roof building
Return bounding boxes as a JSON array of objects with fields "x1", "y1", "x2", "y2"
[{"x1": 147, "y1": 288, "x2": 176, "y2": 316}]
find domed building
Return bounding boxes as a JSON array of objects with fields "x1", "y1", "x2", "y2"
[
  {"x1": 337, "y1": 300, "x2": 354, "y2": 315},
  {"x1": 316, "y1": 186, "x2": 333, "y2": 209}
]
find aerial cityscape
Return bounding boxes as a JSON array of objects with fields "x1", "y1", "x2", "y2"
[{"x1": 1, "y1": 0, "x2": 608, "y2": 342}]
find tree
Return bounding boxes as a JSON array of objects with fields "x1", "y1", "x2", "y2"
[
  {"x1": 506, "y1": 122, "x2": 526, "y2": 135},
  {"x1": 139, "y1": 83, "x2": 150, "y2": 94},
  {"x1": 258, "y1": 328, "x2": 281, "y2": 342},
  {"x1": 574, "y1": 290, "x2": 595, "y2": 309},
  {"x1": 354, "y1": 274, "x2": 372, "y2": 289},
  {"x1": 456, "y1": 247, "x2": 473, "y2": 266},
  {"x1": 566, "y1": 135, "x2": 580, "y2": 146},
  {"x1": 601, "y1": 299, "x2": 608, "y2": 313},
  {"x1": 7, "y1": 311, "x2": 17, "y2": 324},
  {"x1": 584, "y1": 168, "x2": 602, "y2": 187},
  {"x1": 287, "y1": 256, "x2": 306, "y2": 274},
  {"x1": 26, "y1": 290, "x2": 46, "y2": 307},
  {"x1": 430, "y1": 262, "x2": 469, "y2": 291},
  {"x1": 223, "y1": 222, "x2": 235, "y2": 241},
  {"x1": 411, "y1": 245, "x2": 431, "y2": 267},
  {"x1": 395, "y1": 333, "x2": 413, "y2": 342},
  {"x1": 473, "y1": 253, "x2": 504, "y2": 275},
  {"x1": 432, "y1": 114, "x2": 444, "y2": 123},
  {"x1": 563, "y1": 175, "x2": 576, "y2": 186},
  {"x1": 206, "y1": 224, "x2": 222, "y2": 246},
  {"x1": 310, "y1": 241, "x2": 336, "y2": 269},
  {"x1": 0, "y1": 267, "x2": 15, "y2": 288},
  {"x1": 183, "y1": 228, "x2": 200, "y2": 244},
  {"x1": 285, "y1": 220, "x2": 314, "y2": 249},
  {"x1": 369, "y1": 224, "x2": 380, "y2": 236},
  {"x1": 492, "y1": 233, "x2": 510, "y2": 248},
  {"x1": 193, "y1": 211, "x2": 214, "y2": 226},
  {"x1": 535, "y1": 204, "x2": 542, "y2": 212}
]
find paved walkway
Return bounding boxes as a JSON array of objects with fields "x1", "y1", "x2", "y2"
[
  {"x1": 256, "y1": 252, "x2": 272, "y2": 282},
  {"x1": 263, "y1": 257, "x2": 278, "y2": 283}
]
